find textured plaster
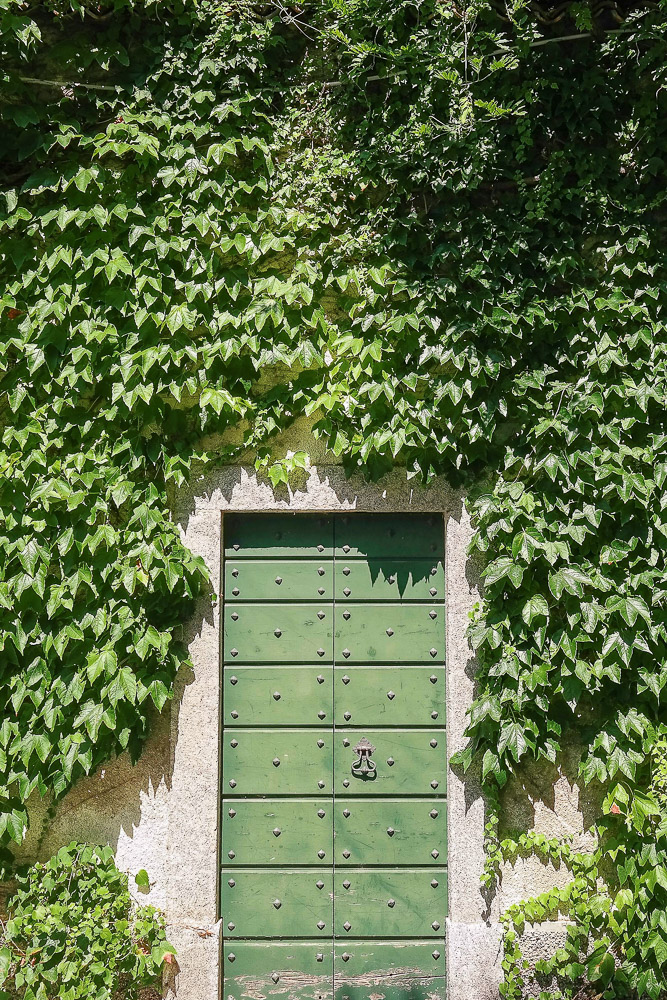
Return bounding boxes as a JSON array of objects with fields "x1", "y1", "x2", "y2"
[{"x1": 15, "y1": 459, "x2": 586, "y2": 999}]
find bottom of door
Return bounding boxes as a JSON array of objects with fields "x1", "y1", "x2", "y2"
[{"x1": 223, "y1": 940, "x2": 446, "y2": 1000}]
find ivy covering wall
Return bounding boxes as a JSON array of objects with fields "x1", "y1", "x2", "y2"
[{"x1": 1, "y1": 0, "x2": 666, "y2": 996}]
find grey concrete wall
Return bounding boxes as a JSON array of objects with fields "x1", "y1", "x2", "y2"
[{"x1": 13, "y1": 456, "x2": 588, "y2": 999}]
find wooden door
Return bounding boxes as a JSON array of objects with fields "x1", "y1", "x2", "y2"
[{"x1": 221, "y1": 513, "x2": 446, "y2": 1000}]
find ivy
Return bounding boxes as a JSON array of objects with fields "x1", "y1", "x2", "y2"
[
  {"x1": 1, "y1": 0, "x2": 666, "y2": 994},
  {"x1": 0, "y1": 842, "x2": 173, "y2": 999}
]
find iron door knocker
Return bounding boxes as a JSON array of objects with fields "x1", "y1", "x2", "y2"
[{"x1": 352, "y1": 737, "x2": 377, "y2": 777}]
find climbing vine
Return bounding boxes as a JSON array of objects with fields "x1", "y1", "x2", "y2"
[{"x1": 1, "y1": 0, "x2": 666, "y2": 995}]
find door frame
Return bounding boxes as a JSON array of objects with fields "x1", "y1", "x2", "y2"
[{"x1": 165, "y1": 465, "x2": 501, "y2": 1000}]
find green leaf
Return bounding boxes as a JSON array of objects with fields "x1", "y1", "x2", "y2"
[{"x1": 135, "y1": 868, "x2": 150, "y2": 888}]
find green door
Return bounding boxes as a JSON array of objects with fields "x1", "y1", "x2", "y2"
[{"x1": 221, "y1": 513, "x2": 446, "y2": 1000}]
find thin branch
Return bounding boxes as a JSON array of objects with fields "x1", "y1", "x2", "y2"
[{"x1": 18, "y1": 76, "x2": 120, "y2": 91}]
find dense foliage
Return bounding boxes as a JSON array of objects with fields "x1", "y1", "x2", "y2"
[
  {"x1": 0, "y1": 842, "x2": 173, "y2": 999},
  {"x1": 1, "y1": 0, "x2": 666, "y2": 995}
]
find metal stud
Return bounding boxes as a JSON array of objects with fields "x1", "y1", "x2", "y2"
[
  {"x1": 272, "y1": 973, "x2": 280, "y2": 983},
  {"x1": 273, "y1": 828, "x2": 281, "y2": 837},
  {"x1": 274, "y1": 629, "x2": 282, "y2": 638},
  {"x1": 318, "y1": 780, "x2": 325, "y2": 788},
  {"x1": 228, "y1": 808, "x2": 236, "y2": 818},
  {"x1": 432, "y1": 921, "x2": 440, "y2": 930},
  {"x1": 342, "y1": 545, "x2": 350, "y2": 553},
  {"x1": 343, "y1": 808, "x2": 350, "y2": 818},
  {"x1": 230, "y1": 739, "x2": 238, "y2": 748},
  {"x1": 317, "y1": 674, "x2": 325, "y2": 683},
  {"x1": 232, "y1": 569, "x2": 239, "y2": 577},
  {"x1": 344, "y1": 711, "x2": 351, "y2": 721},
  {"x1": 316, "y1": 954, "x2": 324, "y2": 962},
  {"x1": 228, "y1": 922, "x2": 235, "y2": 930},
  {"x1": 317, "y1": 611, "x2": 325, "y2": 620},
  {"x1": 387, "y1": 827, "x2": 395, "y2": 836},
  {"x1": 430, "y1": 739, "x2": 438, "y2": 748},
  {"x1": 273, "y1": 758, "x2": 281, "y2": 767},
  {"x1": 317, "y1": 544, "x2": 324, "y2": 552},
  {"x1": 343, "y1": 778, "x2": 350, "y2": 787},
  {"x1": 318, "y1": 710, "x2": 326, "y2": 719},
  {"x1": 318, "y1": 850, "x2": 326, "y2": 859},
  {"x1": 318, "y1": 567, "x2": 325, "y2": 576},
  {"x1": 317, "y1": 648, "x2": 325, "y2": 657},
  {"x1": 386, "y1": 628, "x2": 394, "y2": 636},
  {"x1": 431, "y1": 711, "x2": 438, "y2": 719},
  {"x1": 273, "y1": 691, "x2": 281, "y2": 700},
  {"x1": 387, "y1": 691, "x2": 395, "y2": 700},
  {"x1": 343, "y1": 566, "x2": 350, "y2": 576},
  {"x1": 431, "y1": 849, "x2": 439, "y2": 858},
  {"x1": 318, "y1": 809, "x2": 326, "y2": 818},
  {"x1": 231, "y1": 612, "x2": 239, "y2": 621},
  {"x1": 430, "y1": 810, "x2": 439, "y2": 819},
  {"x1": 273, "y1": 900, "x2": 282, "y2": 909},
  {"x1": 275, "y1": 576, "x2": 282, "y2": 585},
  {"x1": 343, "y1": 922, "x2": 351, "y2": 932},
  {"x1": 228, "y1": 879, "x2": 235, "y2": 887},
  {"x1": 342, "y1": 649, "x2": 351, "y2": 658},
  {"x1": 343, "y1": 738, "x2": 350, "y2": 747},
  {"x1": 388, "y1": 575, "x2": 396, "y2": 584},
  {"x1": 429, "y1": 611, "x2": 437, "y2": 620},
  {"x1": 229, "y1": 779, "x2": 236, "y2": 787},
  {"x1": 230, "y1": 676, "x2": 238, "y2": 685},
  {"x1": 318, "y1": 587, "x2": 325, "y2": 595},
  {"x1": 431, "y1": 880, "x2": 439, "y2": 888},
  {"x1": 342, "y1": 849, "x2": 350, "y2": 858},
  {"x1": 228, "y1": 953, "x2": 236, "y2": 962},
  {"x1": 233, "y1": 543, "x2": 240, "y2": 551},
  {"x1": 317, "y1": 921, "x2": 326, "y2": 930},
  {"x1": 343, "y1": 587, "x2": 351, "y2": 596},
  {"x1": 230, "y1": 649, "x2": 238, "y2": 657},
  {"x1": 429, "y1": 648, "x2": 437, "y2": 657},
  {"x1": 430, "y1": 674, "x2": 438, "y2": 683},
  {"x1": 342, "y1": 953, "x2": 350, "y2": 962},
  {"x1": 387, "y1": 757, "x2": 395, "y2": 766},
  {"x1": 342, "y1": 675, "x2": 350, "y2": 684},
  {"x1": 343, "y1": 880, "x2": 351, "y2": 889},
  {"x1": 228, "y1": 850, "x2": 235, "y2": 859},
  {"x1": 432, "y1": 951, "x2": 440, "y2": 960},
  {"x1": 316, "y1": 880, "x2": 324, "y2": 889},
  {"x1": 431, "y1": 780, "x2": 439, "y2": 789},
  {"x1": 231, "y1": 710, "x2": 239, "y2": 719},
  {"x1": 430, "y1": 587, "x2": 437, "y2": 596},
  {"x1": 431, "y1": 566, "x2": 437, "y2": 575},
  {"x1": 317, "y1": 739, "x2": 325, "y2": 748},
  {"x1": 388, "y1": 899, "x2": 396, "y2": 908},
  {"x1": 232, "y1": 587, "x2": 239, "y2": 596},
  {"x1": 343, "y1": 611, "x2": 351, "y2": 620}
]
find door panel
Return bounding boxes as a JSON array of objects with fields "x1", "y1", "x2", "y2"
[
  {"x1": 223, "y1": 730, "x2": 333, "y2": 796},
  {"x1": 336, "y1": 730, "x2": 446, "y2": 796},
  {"x1": 221, "y1": 513, "x2": 447, "y2": 1000},
  {"x1": 334, "y1": 799, "x2": 446, "y2": 865},
  {"x1": 334, "y1": 870, "x2": 447, "y2": 937},
  {"x1": 222, "y1": 800, "x2": 333, "y2": 865},
  {"x1": 224, "y1": 667, "x2": 333, "y2": 727},
  {"x1": 334, "y1": 605, "x2": 443, "y2": 663},
  {"x1": 334, "y1": 559, "x2": 444, "y2": 602},
  {"x1": 225, "y1": 604, "x2": 333, "y2": 663},
  {"x1": 224, "y1": 942, "x2": 333, "y2": 1000},
  {"x1": 225, "y1": 514, "x2": 334, "y2": 558},
  {"x1": 334, "y1": 941, "x2": 445, "y2": 1000},
  {"x1": 334, "y1": 667, "x2": 444, "y2": 726},
  {"x1": 221, "y1": 870, "x2": 333, "y2": 938},
  {"x1": 225, "y1": 559, "x2": 334, "y2": 602},
  {"x1": 334, "y1": 514, "x2": 444, "y2": 558}
]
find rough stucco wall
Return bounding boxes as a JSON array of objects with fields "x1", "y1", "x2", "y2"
[{"x1": 12, "y1": 446, "x2": 591, "y2": 1000}]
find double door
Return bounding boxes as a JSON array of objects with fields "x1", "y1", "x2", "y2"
[{"x1": 221, "y1": 513, "x2": 447, "y2": 1000}]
